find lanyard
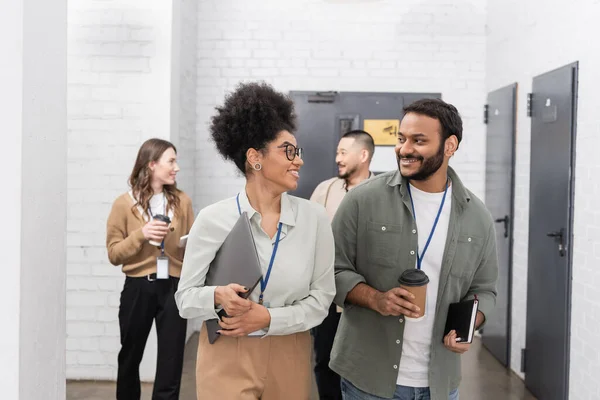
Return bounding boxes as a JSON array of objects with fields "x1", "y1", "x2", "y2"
[
  {"x1": 149, "y1": 194, "x2": 167, "y2": 256},
  {"x1": 407, "y1": 178, "x2": 449, "y2": 270},
  {"x1": 236, "y1": 193, "x2": 282, "y2": 305}
]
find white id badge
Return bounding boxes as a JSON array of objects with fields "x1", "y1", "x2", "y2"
[{"x1": 156, "y1": 256, "x2": 169, "y2": 279}]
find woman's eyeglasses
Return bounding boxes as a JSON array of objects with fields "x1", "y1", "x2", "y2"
[{"x1": 278, "y1": 144, "x2": 304, "y2": 161}]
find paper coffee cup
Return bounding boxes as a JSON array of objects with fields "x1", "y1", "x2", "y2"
[
  {"x1": 398, "y1": 269, "x2": 429, "y2": 321},
  {"x1": 149, "y1": 214, "x2": 171, "y2": 246}
]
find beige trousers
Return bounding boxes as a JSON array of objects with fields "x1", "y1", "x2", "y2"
[{"x1": 195, "y1": 324, "x2": 312, "y2": 400}]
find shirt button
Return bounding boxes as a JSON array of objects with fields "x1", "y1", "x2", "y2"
[
  {"x1": 393, "y1": 365, "x2": 398, "y2": 370},
  {"x1": 412, "y1": 229, "x2": 417, "y2": 234},
  {"x1": 396, "y1": 339, "x2": 401, "y2": 344},
  {"x1": 468, "y1": 237, "x2": 472, "y2": 242},
  {"x1": 410, "y1": 250, "x2": 415, "y2": 255},
  {"x1": 381, "y1": 226, "x2": 387, "y2": 231},
  {"x1": 399, "y1": 318, "x2": 403, "y2": 323}
]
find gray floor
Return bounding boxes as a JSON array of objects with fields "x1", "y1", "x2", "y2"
[{"x1": 67, "y1": 334, "x2": 536, "y2": 399}]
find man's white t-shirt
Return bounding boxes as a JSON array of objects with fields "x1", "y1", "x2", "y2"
[{"x1": 396, "y1": 183, "x2": 452, "y2": 387}]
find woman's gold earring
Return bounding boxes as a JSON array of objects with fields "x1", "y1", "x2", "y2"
[{"x1": 253, "y1": 163, "x2": 262, "y2": 171}]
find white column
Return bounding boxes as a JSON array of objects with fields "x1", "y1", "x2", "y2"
[
  {"x1": 171, "y1": 0, "x2": 200, "y2": 336},
  {"x1": 0, "y1": 0, "x2": 67, "y2": 398},
  {"x1": 1, "y1": 1, "x2": 24, "y2": 396}
]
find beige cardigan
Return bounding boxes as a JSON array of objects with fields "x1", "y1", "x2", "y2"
[{"x1": 106, "y1": 191, "x2": 194, "y2": 277}]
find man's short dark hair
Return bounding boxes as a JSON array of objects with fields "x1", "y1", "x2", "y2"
[
  {"x1": 342, "y1": 129, "x2": 375, "y2": 159},
  {"x1": 402, "y1": 98, "x2": 463, "y2": 144}
]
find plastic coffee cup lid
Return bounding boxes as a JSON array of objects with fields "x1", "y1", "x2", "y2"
[
  {"x1": 153, "y1": 214, "x2": 171, "y2": 224},
  {"x1": 398, "y1": 269, "x2": 430, "y2": 286}
]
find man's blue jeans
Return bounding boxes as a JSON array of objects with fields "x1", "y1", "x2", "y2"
[{"x1": 341, "y1": 378, "x2": 459, "y2": 400}]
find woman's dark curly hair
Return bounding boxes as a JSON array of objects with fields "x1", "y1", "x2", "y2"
[{"x1": 210, "y1": 82, "x2": 297, "y2": 174}]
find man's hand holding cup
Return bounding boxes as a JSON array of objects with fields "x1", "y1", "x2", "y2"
[
  {"x1": 397, "y1": 269, "x2": 430, "y2": 321},
  {"x1": 373, "y1": 286, "x2": 422, "y2": 317}
]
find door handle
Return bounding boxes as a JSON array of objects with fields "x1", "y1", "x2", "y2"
[
  {"x1": 546, "y1": 228, "x2": 566, "y2": 257},
  {"x1": 495, "y1": 215, "x2": 509, "y2": 238}
]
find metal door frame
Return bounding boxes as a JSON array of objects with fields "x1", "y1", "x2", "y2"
[
  {"x1": 563, "y1": 61, "x2": 578, "y2": 398},
  {"x1": 506, "y1": 83, "x2": 517, "y2": 369}
]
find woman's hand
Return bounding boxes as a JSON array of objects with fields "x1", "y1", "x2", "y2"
[
  {"x1": 214, "y1": 284, "x2": 252, "y2": 317},
  {"x1": 217, "y1": 302, "x2": 271, "y2": 337},
  {"x1": 142, "y1": 220, "x2": 170, "y2": 242}
]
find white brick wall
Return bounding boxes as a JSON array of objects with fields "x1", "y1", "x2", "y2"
[
  {"x1": 67, "y1": 0, "x2": 173, "y2": 381},
  {"x1": 194, "y1": 0, "x2": 488, "y2": 209},
  {"x1": 487, "y1": 0, "x2": 600, "y2": 396}
]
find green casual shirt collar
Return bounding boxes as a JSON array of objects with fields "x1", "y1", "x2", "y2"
[{"x1": 386, "y1": 166, "x2": 471, "y2": 211}]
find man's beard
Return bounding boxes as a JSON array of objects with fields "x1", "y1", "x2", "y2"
[
  {"x1": 397, "y1": 141, "x2": 445, "y2": 181},
  {"x1": 338, "y1": 164, "x2": 358, "y2": 180}
]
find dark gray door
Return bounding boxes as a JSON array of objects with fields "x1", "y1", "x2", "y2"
[
  {"x1": 482, "y1": 83, "x2": 517, "y2": 367},
  {"x1": 525, "y1": 62, "x2": 578, "y2": 400},
  {"x1": 290, "y1": 91, "x2": 440, "y2": 199},
  {"x1": 288, "y1": 92, "x2": 341, "y2": 200}
]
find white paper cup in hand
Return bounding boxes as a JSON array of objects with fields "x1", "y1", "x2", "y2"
[{"x1": 149, "y1": 214, "x2": 171, "y2": 246}]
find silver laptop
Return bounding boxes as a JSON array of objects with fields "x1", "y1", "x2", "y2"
[{"x1": 205, "y1": 211, "x2": 262, "y2": 344}]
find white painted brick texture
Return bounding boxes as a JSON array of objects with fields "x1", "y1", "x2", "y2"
[
  {"x1": 487, "y1": 0, "x2": 600, "y2": 396},
  {"x1": 194, "y1": 0, "x2": 488, "y2": 210},
  {"x1": 67, "y1": 0, "x2": 173, "y2": 381}
]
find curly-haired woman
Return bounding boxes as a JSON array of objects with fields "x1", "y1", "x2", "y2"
[
  {"x1": 175, "y1": 82, "x2": 335, "y2": 399},
  {"x1": 106, "y1": 138, "x2": 194, "y2": 400}
]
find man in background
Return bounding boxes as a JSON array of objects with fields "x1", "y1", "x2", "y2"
[{"x1": 310, "y1": 129, "x2": 375, "y2": 400}]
